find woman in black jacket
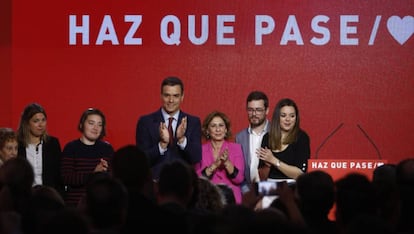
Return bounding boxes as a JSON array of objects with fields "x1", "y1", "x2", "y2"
[{"x1": 17, "y1": 103, "x2": 64, "y2": 198}]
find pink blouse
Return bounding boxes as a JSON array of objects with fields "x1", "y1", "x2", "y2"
[{"x1": 195, "y1": 141, "x2": 245, "y2": 203}]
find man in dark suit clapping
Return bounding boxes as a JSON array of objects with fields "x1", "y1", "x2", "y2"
[{"x1": 136, "y1": 76, "x2": 202, "y2": 180}]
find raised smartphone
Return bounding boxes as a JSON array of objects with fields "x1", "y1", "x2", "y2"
[{"x1": 254, "y1": 181, "x2": 278, "y2": 196}]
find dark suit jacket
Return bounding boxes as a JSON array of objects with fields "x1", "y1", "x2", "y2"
[
  {"x1": 136, "y1": 108, "x2": 202, "y2": 179},
  {"x1": 18, "y1": 135, "x2": 65, "y2": 197}
]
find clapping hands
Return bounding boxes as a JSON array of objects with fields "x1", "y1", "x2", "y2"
[
  {"x1": 94, "y1": 158, "x2": 108, "y2": 172},
  {"x1": 213, "y1": 148, "x2": 230, "y2": 168},
  {"x1": 176, "y1": 116, "x2": 187, "y2": 141}
]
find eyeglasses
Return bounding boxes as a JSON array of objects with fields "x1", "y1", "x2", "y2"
[{"x1": 247, "y1": 108, "x2": 266, "y2": 114}]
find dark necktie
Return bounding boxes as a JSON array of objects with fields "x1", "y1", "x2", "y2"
[{"x1": 168, "y1": 117, "x2": 174, "y2": 145}]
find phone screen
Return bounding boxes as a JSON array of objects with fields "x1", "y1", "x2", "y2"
[{"x1": 255, "y1": 181, "x2": 278, "y2": 196}]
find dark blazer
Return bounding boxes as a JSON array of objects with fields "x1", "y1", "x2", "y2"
[
  {"x1": 136, "y1": 108, "x2": 202, "y2": 179},
  {"x1": 18, "y1": 135, "x2": 65, "y2": 197}
]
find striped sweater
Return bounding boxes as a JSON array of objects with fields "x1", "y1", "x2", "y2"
[{"x1": 61, "y1": 139, "x2": 114, "y2": 207}]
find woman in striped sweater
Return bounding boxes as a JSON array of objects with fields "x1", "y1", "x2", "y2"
[{"x1": 61, "y1": 108, "x2": 114, "y2": 207}]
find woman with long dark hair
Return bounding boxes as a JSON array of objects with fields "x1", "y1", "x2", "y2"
[{"x1": 257, "y1": 98, "x2": 310, "y2": 180}]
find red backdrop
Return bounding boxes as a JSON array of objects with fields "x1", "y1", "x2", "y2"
[{"x1": 2, "y1": 0, "x2": 413, "y2": 164}]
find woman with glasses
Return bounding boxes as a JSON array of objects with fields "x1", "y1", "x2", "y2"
[
  {"x1": 257, "y1": 98, "x2": 310, "y2": 180},
  {"x1": 194, "y1": 111, "x2": 245, "y2": 204}
]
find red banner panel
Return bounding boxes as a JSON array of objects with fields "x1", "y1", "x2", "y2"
[
  {"x1": 2, "y1": 1, "x2": 413, "y2": 164},
  {"x1": 308, "y1": 159, "x2": 388, "y2": 181}
]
